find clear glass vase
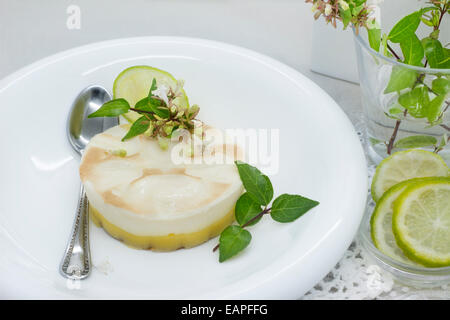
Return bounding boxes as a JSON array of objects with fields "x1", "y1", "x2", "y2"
[{"x1": 353, "y1": 30, "x2": 450, "y2": 164}]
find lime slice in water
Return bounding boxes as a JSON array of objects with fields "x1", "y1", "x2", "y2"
[
  {"x1": 113, "y1": 65, "x2": 189, "y2": 123},
  {"x1": 371, "y1": 149, "x2": 449, "y2": 202},
  {"x1": 393, "y1": 178, "x2": 450, "y2": 267},
  {"x1": 371, "y1": 177, "x2": 437, "y2": 265}
]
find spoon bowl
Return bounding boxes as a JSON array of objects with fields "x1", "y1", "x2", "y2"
[{"x1": 67, "y1": 85, "x2": 112, "y2": 154}]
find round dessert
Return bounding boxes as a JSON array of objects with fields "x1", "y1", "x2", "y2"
[{"x1": 80, "y1": 124, "x2": 244, "y2": 251}]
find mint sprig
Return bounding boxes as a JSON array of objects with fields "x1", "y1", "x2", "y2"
[
  {"x1": 214, "y1": 161, "x2": 319, "y2": 262},
  {"x1": 88, "y1": 78, "x2": 200, "y2": 147}
]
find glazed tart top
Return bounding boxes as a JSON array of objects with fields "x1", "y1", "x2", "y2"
[{"x1": 80, "y1": 124, "x2": 244, "y2": 219}]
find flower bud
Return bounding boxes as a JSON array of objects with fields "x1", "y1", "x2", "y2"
[{"x1": 324, "y1": 4, "x2": 332, "y2": 16}]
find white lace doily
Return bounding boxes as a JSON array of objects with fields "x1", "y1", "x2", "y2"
[{"x1": 302, "y1": 113, "x2": 450, "y2": 300}]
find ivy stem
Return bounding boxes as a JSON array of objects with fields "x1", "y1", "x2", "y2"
[{"x1": 212, "y1": 207, "x2": 272, "y2": 252}]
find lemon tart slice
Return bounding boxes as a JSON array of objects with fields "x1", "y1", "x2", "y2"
[{"x1": 80, "y1": 124, "x2": 244, "y2": 251}]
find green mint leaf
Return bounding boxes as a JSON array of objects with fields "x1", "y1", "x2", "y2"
[
  {"x1": 438, "y1": 134, "x2": 448, "y2": 149},
  {"x1": 218, "y1": 225, "x2": 251, "y2": 262},
  {"x1": 339, "y1": 7, "x2": 352, "y2": 29},
  {"x1": 394, "y1": 135, "x2": 438, "y2": 149},
  {"x1": 388, "y1": 11, "x2": 421, "y2": 43},
  {"x1": 425, "y1": 94, "x2": 446, "y2": 124},
  {"x1": 384, "y1": 66, "x2": 417, "y2": 94},
  {"x1": 352, "y1": 4, "x2": 364, "y2": 16},
  {"x1": 382, "y1": 33, "x2": 393, "y2": 58},
  {"x1": 432, "y1": 78, "x2": 450, "y2": 96},
  {"x1": 422, "y1": 37, "x2": 450, "y2": 69},
  {"x1": 369, "y1": 137, "x2": 384, "y2": 146},
  {"x1": 148, "y1": 78, "x2": 157, "y2": 97},
  {"x1": 88, "y1": 98, "x2": 130, "y2": 118},
  {"x1": 235, "y1": 193, "x2": 263, "y2": 227},
  {"x1": 234, "y1": 161, "x2": 273, "y2": 206},
  {"x1": 367, "y1": 28, "x2": 381, "y2": 52},
  {"x1": 121, "y1": 116, "x2": 150, "y2": 141},
  {"x1": 134, "y1": 97, "x2": 157, "y2": 120},
  {"x1": 400, "y1": 34, "x2": 424, "y2": 66},
  {"x1": 398, "y1": 86, "x2": 429, "y2": 118},
  {"x1": 149, "y1": 98, "x2": 170, "y2": 119},
  {"x1": 270, "y1": 194, "x2": 319, "y2": 223}
]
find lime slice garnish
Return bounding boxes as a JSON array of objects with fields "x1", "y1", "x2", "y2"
[
  {"x1": 392, "y1": 177, "x2": 450, "y2": 267},
  {"x1": 371, "y1": 178, "x2": 436, "y2": 265},
  {"x1": 113, "y1": 65, "x2": 189, "y2": 123},
  {"x1": 371, "y1": 149, "x2": 449, "y2": 202}
]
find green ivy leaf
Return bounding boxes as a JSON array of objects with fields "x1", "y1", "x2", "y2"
[
  {"x1": 384, "y1": 66, "x2": 417, "y2": 94},
  {"x1": 234, "y1": 161, "x2": 273, "y2": 206},
  {"x1": 121, "y1": 116, "x2": 150, "y2": 141},
  {"x1": 218, "y1": 226, "x2": 251, "y2": 262},
  {"x1": 394, "y1": 135, "x2": 437, "y2": 149},
  {"x1": 400, "y1": 34, "x2": 424, "y2": 66},
  {"x1": 270, "y1": 194, "x2": 319, "y2": 223},
  {"x1": 388, "y1": 11, "x2": 421, "y2": 43},
  {"x1": 88, "y1": 98, "x2": 130, "y2": 118},
  {"x1": 367, "y1": 28, "x2": 381, "y2": 52},
  {"x1": 422, "y1": 37, "x2": 450, "y2": 69},
  {"x1": 432, "y1": 78, "x2": 450, "y2": 95},
  {"x1": 235, "y1": 193, "x2": 263, "y2": 227}
]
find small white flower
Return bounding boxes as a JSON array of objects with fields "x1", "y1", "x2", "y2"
[
  {"x1": 152, "y1": 84, "x2": 169, "y2": 105},
  {"x1": 324, "y1": 4, "x2": 332, "y2": 16},
  {"x1": 338, "y1": 0, "x2": 349, "y2": 11}
]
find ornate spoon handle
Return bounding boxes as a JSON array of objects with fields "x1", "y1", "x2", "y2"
[{"x1": 60, "y1": 183, "x2": 91, "y2": 280}]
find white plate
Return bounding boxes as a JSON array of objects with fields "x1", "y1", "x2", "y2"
[{"x1": 0, "y1": 37, "x2": 367, "y2": 299}]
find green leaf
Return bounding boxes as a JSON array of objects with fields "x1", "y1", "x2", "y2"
[
  {"x1": 422, "y1": 37, "x2": 450, "y2": 69},
  {"x1": 425, "y1": 94, "x2": 446, "y2": 124},
  {"x1": 394, "y1": 135, "x2": 438, "y2": 149},
  {"x1": 384, "y1": 66, "x2": 417, "y2": 94},
  {"x1": 339, "y1": 7, "x2": 352, "y2": 29},
  {"x1": 218, "y1": 226, "x2": 251, "y2": 262},
  {"x1": 382, "y1": 33, "x2": 393, "y2": 58},
  {"x1": 133, "y1": 97, "x2": 157, "y2": 119},
  {"x1": 400, "y1": 34, "x2": 424, "y2": 66},
  {"x1": 367, "y1": 28, "x2": 381, "y2": 52},
  {"x1": 121, "y1": 116, "x2": 150, "y2": 141},
  {"x1": 270, "y1": 194, "x2": 319, "y2": 223},
  {"x1": 149, "y1": 99, "x2": 170, "y2": 119},
  {"x1": 398, "y1": 86, "x2": 430, "y2": 118},
  {"x1": 235, "y1": 193, "x2": 263, "y2": 227},
  {"x1": 234, "y1": 161, "x2": 273, "y2": 206},
  {"x1": 369, "y1": 137, "x2": 384, "y2": 146},
  {"x1": 88, "y1": 98, "x2": 130, "y2": 118},
  {"x1": 388, "y1": 11, "x2": 421, "y2": 43},
  {"x1": 437, "y1": 134, "x2": 448, "y2": 149},
  {"x1": 432, "y1": 78, "x2": 450, "y2": 95},
  {"x1": 148, "y1": 78, "x2": 157, "y2": 97}
]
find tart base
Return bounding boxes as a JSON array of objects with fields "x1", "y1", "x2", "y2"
[{"x1": 89, "y1": 205, "x2": 235, "y2": 251}]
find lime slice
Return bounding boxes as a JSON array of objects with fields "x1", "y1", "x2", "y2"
[
  {"x1": 113, "y1": 66, "x2": 190, "y2": 123},
  {"x1": 393, "y1": 178, "x2": 450, "y2": 267},
  {"x1": 371, "y1": 149, "x2": 449, "y2": 202},
  {"x1": 371, "y1": 177, "x2": 436, "y2": 265}
]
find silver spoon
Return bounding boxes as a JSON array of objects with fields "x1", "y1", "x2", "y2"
[{"x1": 61, "y1": 85, "x2": 117, "y2": 280}]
